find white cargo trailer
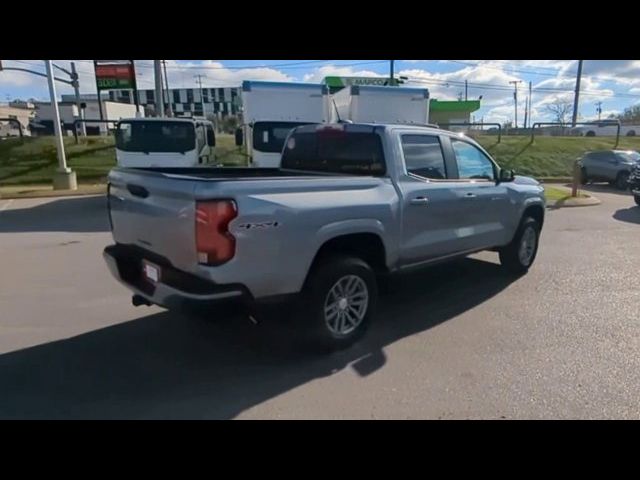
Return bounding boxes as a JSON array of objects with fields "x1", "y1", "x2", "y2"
[
  {"x1": 330, "y1": 85, "x2": 430, "y2": 125},
  {"x1": 240, "y1": 81, "x2": 330, "y2": 167}
]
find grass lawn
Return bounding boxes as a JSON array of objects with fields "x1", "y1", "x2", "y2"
[
  {"x1": 475, "y1": 135, "x2": 640, "y2": 178},
  {"x1": 544, "y1": 185, "x2": 586, "y2": 202},
  {"x1": 0, "y1": 134, "x2": 248, "y2": 186},
  {"x1": 3, "y1": 132, "x2": 640, "y2": 186}
]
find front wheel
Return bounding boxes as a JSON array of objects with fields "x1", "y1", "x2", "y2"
[
  {"x1": 301, "y1": 255, "x2": 377, "y2": 351},
  {"x1": 635, "y1": 195, "x2": 640, "y2": 206},
  {"x1": 499, "y1": 217, "x2": 541, "y2": 274}
]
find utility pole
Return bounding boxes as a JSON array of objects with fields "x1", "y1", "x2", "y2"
[
  {"x1": 571, "y1": 60, "x2": 583, "y2": 127},
  {"x1": 524, "y1": 96, "x2": 528, "y2": 131},
  {"x1": 389, "y1": 60, "x2": 395, "y2": 86},
  {"x1": 465, "y1": 80, "x2": 468, "y2": 101},
  {"x1": 45, "y1": 60, "x2": 76, "y2": 190},
  {"x1": 130, "y1": 60, "x2": 140, "y2": 116},
  {"x1": 194, "y1": 74, "x2": 205, "y2": 117},
  {"x1": 154, "y1": 60, "x2": 164, "y2": 117},
  {"x1": 596, "y1": 101, "x2": 603, "y2": 121},
  {"x1": 162, "y1": 60, "x2": 173, "y2": 117},
  {"x1": 70, "y1": 62, "x2": 86, "y2": 136},
  {"x1": 92, "y1": 60, "x2": 105, "y2": 121},
  {"x1": 528, "y1": 81, "x2": 532, "y2": 128},
  {"x1": 509, "y1": 80, "x2": 522, "y2": 128}
]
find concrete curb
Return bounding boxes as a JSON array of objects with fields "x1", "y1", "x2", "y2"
[
  {"x1": 0, "y1": 184, "x2": 107, "y2": 200},
  {"x1": 544, "y1": 184, "x2": 601, "y2": 208}
]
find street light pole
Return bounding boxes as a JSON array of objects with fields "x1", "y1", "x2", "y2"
[
  {"x1": 509, "y1": 80, "x2": 522, "y2": 128},
  {"x1": 45, "y1": 60, "x2": 76, "y2": 190},
  {"x1": 70, "y1": 62, "x2": 86, "y2": 137},
  {"x1": 194, "y1": 74, "x2": 206, "y2": 117},
  {"x1": 154, "y1": 60, "x2": 164, "y2": 118},
  {"x1": 162, "y1": 60, "x2": 173, "y2": 117}
]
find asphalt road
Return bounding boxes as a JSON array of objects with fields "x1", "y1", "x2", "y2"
[{"x1": 0, "y1": 185, "x2": 638, "y2": 419}]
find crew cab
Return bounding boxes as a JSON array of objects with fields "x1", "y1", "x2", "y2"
[{"x1": 104, "y1": 123, "x2": 546, "y2": 350}]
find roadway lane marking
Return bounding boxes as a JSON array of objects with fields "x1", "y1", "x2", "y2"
[{"x1": 0, "y1": 199, "x2": 14, "y2": 211}]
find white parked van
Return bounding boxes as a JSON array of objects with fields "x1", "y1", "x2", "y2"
[
  {"x1": 239, "y1": 81, "x2": 330, "y2": 168},
  {"x1": 115, "y1": 117, "x2": 216, "y2": 168},
  {"x1": 330, "y1": 85, "x2": 430, "y2": 125}
]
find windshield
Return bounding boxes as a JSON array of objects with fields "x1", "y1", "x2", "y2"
[
  {"x1": 252, "y1": 121, "x2": 315, "y2": 153},
  {"x1": 116, "y1": 121, "x2": 196, "y2": 153},
  {"x1": 616, "y1": 151, "x2": 640, "y2": 162}
]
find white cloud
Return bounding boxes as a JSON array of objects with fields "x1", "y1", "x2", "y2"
[{"x1": 302, "y1": 65, "x2": 385, "y2": 83}]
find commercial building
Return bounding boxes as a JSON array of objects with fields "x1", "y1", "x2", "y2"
[
  {"x1": 428, "y1": 99, "x2": 482, "y2": 127},
  {"x1": 33, "y1": 97, "x2": 141, "y2": 135},
  {"x1": 106, "y1": 87, "x2": 241, "y2": 119},
  {"x1": 0, "y1": 102, "x2": 36, "y2": 137}
]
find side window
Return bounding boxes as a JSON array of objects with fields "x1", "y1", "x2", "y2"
[
  {"x1": 451, "y1": 139, "x2": 496, "y2": 180},
  {"x1": 401, "y1": 134, "x2": 447, "y2": 179}
]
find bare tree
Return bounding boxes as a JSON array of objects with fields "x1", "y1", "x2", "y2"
[{"x1": 545, "y1": 99, "x2": 574, "y2": 125}]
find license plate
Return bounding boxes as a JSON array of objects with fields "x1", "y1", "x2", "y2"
[{"x1": 142, "y1": 261, "x2": 160, "y2": 283}]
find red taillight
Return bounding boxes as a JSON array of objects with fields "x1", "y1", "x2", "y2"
[{"x1": 195, "y1": 200, "x2": 237, "y2": 265}]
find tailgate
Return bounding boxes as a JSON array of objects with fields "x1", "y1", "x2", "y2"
[{"x1": 108, "y1": 169, "x2": 198, "y2": 272}]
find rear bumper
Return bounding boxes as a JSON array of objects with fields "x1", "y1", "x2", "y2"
[{"x1": 103, "y1": 244, "x2": 251, "y2": 310}]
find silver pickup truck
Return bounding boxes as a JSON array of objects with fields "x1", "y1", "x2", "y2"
[{"x1": 104, "y1": 123, "x2": 545, "y2": 350}]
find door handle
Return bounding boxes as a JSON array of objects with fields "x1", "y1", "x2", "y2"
[
  {"x1": 463, "y1": 192, "x2": 477, "y2": 199},
  {"x1": 410, "y1": 196, "x2": 429, "y2": 205},
  {"x1": 127, "y1": 184, "x2": 149, "y2": 198}
]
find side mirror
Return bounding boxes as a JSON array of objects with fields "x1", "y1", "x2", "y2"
[
  {"x1": 207, "y1": 128, "x2": 216, "y2": 147},
  {"x1": 498, "y1": 169, "x2": 515, "y2": 183},
  {"x1": 235, "y1": 127, "x2": 244, "y2": 147}
]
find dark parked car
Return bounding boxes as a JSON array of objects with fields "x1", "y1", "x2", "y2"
[{"x1": 578, "y1": 150, "x2": 640, "y2": 190}]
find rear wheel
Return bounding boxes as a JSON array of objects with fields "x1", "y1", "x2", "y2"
[
  {"x1": 301, "y1": 255, "x2": 377, "y2": 351},
  {"x1": 615, "y1": 171, "x2": 630, "y2": 191},
  {"x1": 499, "y1": 217, "x2": 541, "y2": 274},
  {"x1": 635, "y1": 195, "x2": 640, "y2": 206}
]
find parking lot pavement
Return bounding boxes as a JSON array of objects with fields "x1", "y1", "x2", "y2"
[{"x1": 0, "y1": 189, "x2": 639, "y2": 419}]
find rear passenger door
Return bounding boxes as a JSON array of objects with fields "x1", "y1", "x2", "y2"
[
  {"x1": 443, "y1": 137, "x2": 513, "y2": 250},
  {"x1": 600, "y1": 151, "x2": 620, "y2": 180},
  {"x1": 396, "y1": 133, "x2": 471, "y2": 265}
]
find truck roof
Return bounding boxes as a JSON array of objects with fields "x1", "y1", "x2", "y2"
[
  {"x1": 291, "y1": 122, "x2": 460, "y2": 137},
  {"x1": 242, "y1": 80, "x2": 328, "y2": 94}
]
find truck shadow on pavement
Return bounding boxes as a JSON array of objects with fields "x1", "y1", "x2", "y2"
[
  {"x1": 0, "y1": 258, "x2": 517, "y2": 419},
  {"x1": 0, "y1": 195, "x2": 110, "y2": 233},
  {"x1": 613, "y1": 206, "x2": 640, "y2": 224}
]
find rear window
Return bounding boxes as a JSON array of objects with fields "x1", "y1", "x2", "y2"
[
  {"x1": 116, "y1": 121, "x2": 195, "y2": 153},
  {"x1": 281, "y1": 130, "x2": 386, "y2": 176}
]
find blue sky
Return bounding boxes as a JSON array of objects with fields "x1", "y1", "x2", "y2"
[{"x1": 2, "y1": 60, "x2": 639, "y2": 124}]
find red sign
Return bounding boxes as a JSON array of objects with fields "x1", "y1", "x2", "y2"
[{"x1": 94, "y1": 61, "x2": 136, "y2": 90}]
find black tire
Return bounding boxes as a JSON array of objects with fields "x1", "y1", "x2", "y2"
[
  {"x1": 615, "y1": 171, "x2": 630, "y2": 191},
  {"x1": 499, "y1": 217, "x2": 541, "y2": 274},
  {"x1": 580, "y1": 167, "x2": 588, "y2": 185},
  {"x1": 586, "y1": 131, "x2": 596, "y2": 137},
  {"x1": 635, "y1": 195, "x2": 640, "y2": 206},
  {"x1": 301, "y1": 255, "x2": 377, "y2": 351},
  {"x1": 627, "y1": 130, "x2": 636, "y2": 137}
]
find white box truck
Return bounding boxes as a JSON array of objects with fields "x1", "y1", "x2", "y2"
[
  {"x1": 239, "y1": 81, "x2": 330, "y2": 167},
  {"x1": 330, "y1": 85, "x2": 430, "y2": 125}
]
